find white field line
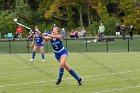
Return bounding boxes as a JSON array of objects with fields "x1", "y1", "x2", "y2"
[
  {"x1": 83, "y1": 69, "x2": 140, "y2": 78},
  {"x1": 93, "y1": 85, "x2": 140, "y2": 93},
  {"x1": 0, "y1": 80, "x2": 52, "y2": 88},
  {"x1": 0, "y1": 69, "x2": 140, "y2": 88}
]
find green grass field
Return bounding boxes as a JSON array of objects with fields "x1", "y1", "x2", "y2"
[{"x1": 0, "y1": 52, "x2": 140, "y2": 93}]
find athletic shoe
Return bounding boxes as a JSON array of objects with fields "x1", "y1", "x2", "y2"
[
  {"x1": 78, "y1": 78, "x2": 83, "y2": 86},
  {"x1": 42, "y1": 60, "x2": 45, "y2": 62},
  {"x1": 55, "y1": 80, "x2": 61, "y2": 85},
  {"x1": 30, "y1": 59, "x2": 34, "y2": 62}
]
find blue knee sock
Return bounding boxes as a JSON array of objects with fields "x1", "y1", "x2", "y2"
[
  {"x1": 32, "y1": 52, "x2": 36, "y2": 59},
  {"x1": 69, "y1": 69, "x2": 80, "y2": 81},
  {"x1": 42, "y1": 53, "x2": 44, "y2": 60},
  {"x1": 58, "y1": 68, "x2": 64, "y2": 81}
]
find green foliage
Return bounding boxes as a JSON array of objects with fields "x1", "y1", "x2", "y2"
[
  {"x1": 87, "y1": 17, "x2": 121, "y2": 36},
  {"x1": 119, "y1": 0, "x2": 136, "y2": 15},
  {"x1": 0, "y1": 0, "x2": 43, "y2": 38},
  {"x1": 0, "y1": 0, "x2": 140, "y2": 36},
  {"x1": 97, "y1": 1, "x2": 109, "y2": 22},
  {"x1": 0, "y1": 10, "x2": 16, "y2": 37},
  {"x1": 44, "y1": 0, "x2": 60, "y2": 19},
  {"x1": 15, "y1": 0, "x2": 36, "y2": 28},
  {"x1": 0, "y1": 0, "x2": 15, "y2": 10},
  {"x1": 0, "y1": 3, "x2": 31, "y2": 37},
  {"x1": 38, "y1": 0, "x2": 50, "y2": 15},
  {"x1": 87, "y1": 21, "x2": 99, "y2": 36},
  {"x1": 119, "y1": 0, "x2": 140, "y2": 34},
  {"x1": 123, "y1": 13, "x2": 140, "y2": 34},
  {"x1": 67, "y1": 5, "x2": 76, "y2": 31},
  {"x1": 103, "y1": 17, "x2": 121, "y2": 36}
]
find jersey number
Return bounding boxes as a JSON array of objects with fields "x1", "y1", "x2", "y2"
[
  {"x1": 54, "y1": 45, "x2": 58, "y2": 50},
  {"x1": 37, "y1": 40, "x2": 39, "y2": 42}
]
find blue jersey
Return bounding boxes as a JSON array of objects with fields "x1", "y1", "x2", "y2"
[
  {"x1": 50, "y1": 38, "x2": 68, "y2": 60},
  {"x1": 50, "y1": 38, "x2": 64, "y2": 52},
  {"x1": 34, "y1": 34, "x2": 44, "y2": 46}
]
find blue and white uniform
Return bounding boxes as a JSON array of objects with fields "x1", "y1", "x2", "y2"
[
  {"x1": 50, "y1": 38, "x2": 68, "y2": 60},
  {"x1": 35, "y1": 34, "x2": 44, "y2": 47}
]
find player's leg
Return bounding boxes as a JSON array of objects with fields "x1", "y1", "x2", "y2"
[
  {"x1": 30, "y1": 46, "x2": 38, "y2": 61},
  {"x1": 55, "y1": 55, "x2": 66, "y2": 85},
  {"x1": 64, "y1": 60, "x2": 83, "y2": 85},
  {"x1": 58, "y1": 55, "x2": 83, "y2": 86},
  {"x1": 39, "y1": 46, "x2": 45, "y2": 61}
]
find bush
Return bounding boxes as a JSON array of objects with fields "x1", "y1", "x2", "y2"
[
  {"x1": 0, "y1": 11, "x2": 17, "y2": 38},
  {"x1": 103, "y1": 17, "x2": 121, "y2": 36},
  {"x1": 87, "y1": 21, "x2": 99, "y2": 36}
]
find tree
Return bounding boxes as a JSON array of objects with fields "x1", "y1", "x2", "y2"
[
  {"x1": 119, "y1": 0, "x2": 140, "y2": 33},
  {"x1": 97, "y1": 0, "x2": 109, "y2": 22},
  {"x1": 66, "y1": 2, "x2": 73, "y2": 30},
  {"x1": 0, "y1": 0, "x2": 15, "y2": 11},
  {"x1": 0, "y1": 0, "x2": 35, "y2": 36},
  {"x1": 120, "y1": 0, "x2": 136, "y2": 15}
]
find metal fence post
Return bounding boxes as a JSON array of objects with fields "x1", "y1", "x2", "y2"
[
  {"x1": 8, "y1": 40, "x2": 11, "y2": 53},
  {"x1": 66, "y1": 39, "x2": 67, "y2": 49},
  {"x1": 128, "y1": 38, "x2": 129, "y2": 52},
  {"x1": 86, "y1": 39, "x2": 87, "y2": 52},
  {"x1": 106, "y1": 38, "x2": 109, "y2": 52},
  {"x1": 27, "y1": 40, "x2": 30, "y2": 53}
]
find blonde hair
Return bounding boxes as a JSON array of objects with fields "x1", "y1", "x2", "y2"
[{"x1": 53, "y1": 27, "x2": 60, "y2": 33}]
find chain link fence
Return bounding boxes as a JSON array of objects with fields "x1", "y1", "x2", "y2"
[{"x1": 0, "y1": 37, "x2": 140, "y2": 53}]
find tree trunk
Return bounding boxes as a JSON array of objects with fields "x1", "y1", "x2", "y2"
[
  {"x1": 87, "y1": 0, "x2": 91, "y2": 26},
  {"x1": 79, "y1": 5, "x2": 83, "y2": 27},
  {"x1": 67, "y1": 5, "x2": 73, "y2": 30}
]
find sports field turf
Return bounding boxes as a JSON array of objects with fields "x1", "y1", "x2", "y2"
[{"x1": 0, "y1": 52, "x2": 140, "y2": 93}]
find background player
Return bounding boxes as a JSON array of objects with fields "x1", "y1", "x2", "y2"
[
  {"x1": 30, "y1": 26, "x2": 45, "y2": 62},
  {"x1": 40, "y1": 27, "x2": 83, "y2": 86}
]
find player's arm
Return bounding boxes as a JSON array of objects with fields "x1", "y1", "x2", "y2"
[
  {"x1": 47, "y1": 34, "x2": 62, "y2": 41},
  {"x1": 41, "y1": 34, "x2": 52, "y2": 40},
  {"x1": 36, "y1": 30, "x2": 52, "y2": 40}
]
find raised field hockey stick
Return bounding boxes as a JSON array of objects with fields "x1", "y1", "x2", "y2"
[{"x1": 13, "y1": 18, "x2": 31, "y2": 30}]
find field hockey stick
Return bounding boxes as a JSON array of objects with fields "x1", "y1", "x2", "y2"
[
  {"x1": 27, "y1": 40, "x2": 44, "y2": 48},
  {"x1": 13, "y1": 18, "x2": 31, "y2": 30},
  {"x1": 27, "y1": 45, "x2": 33, "y2": 48}
]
